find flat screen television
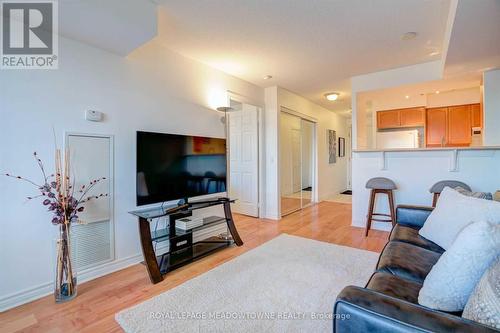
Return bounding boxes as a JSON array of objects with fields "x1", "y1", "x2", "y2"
[{"x1": 136, "y1": 131, "x2": 227, "y2": 206}]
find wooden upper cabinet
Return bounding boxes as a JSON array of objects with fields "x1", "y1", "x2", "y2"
[
  {"x1": 426, "y1": 107, "x2": 448, "y2": 147},
  {"x1": 448, "y1": 105, "x2": 472, "y2": 146},
  {"x1": 400, "y1": 107, "x2": 425, "y2": 127},
  {"x1": 377, "y1": 110, "x2": 400, "y2": 129},
  {"x1": 377, "y1": 107, "x2": 425, "y2": 129},
  {"x1": 471, "y1": 103, "x2": 482, "y2": 128}
]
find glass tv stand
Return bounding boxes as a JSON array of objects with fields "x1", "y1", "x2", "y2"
[{"x1": 129, "y1": 197, "x2": 243, "y2": 284}]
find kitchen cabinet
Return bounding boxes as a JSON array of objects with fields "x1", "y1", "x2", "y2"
[
  {"x1": 400, "y1": 107, "x2": 425, "y2": 127},
  {"x1": 377, "y1": 110, "x2": 400, "y2": 129},
  {"x1": 425, "y1": 103, "x2": 480, "y2": 147},
  {"x1": 471, "y1": 103, "x2": 482, "y2": 127},
  {"x1": 377, "y1": 107, "x2": 425, "y2": 129},
  {"x1": 448, "y1": 105, "x2": 472, "y2": 146},
  {"x1": 426, "y1": 107, "x2": 448, "y2": 147}
]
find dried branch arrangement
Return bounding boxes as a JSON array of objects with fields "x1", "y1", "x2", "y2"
[{"x1": 5, "y1": 149, "x2": 108, "y2": 301}]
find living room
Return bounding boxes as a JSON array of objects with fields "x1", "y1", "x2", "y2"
[{"x1": 0, "y1": 1, "x2": 499, "y2": 332}]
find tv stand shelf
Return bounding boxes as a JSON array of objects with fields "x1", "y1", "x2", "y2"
[
  {"x1": 156, "y1": 237, "x2": 231, "y2": 274},
  {"x1": 150, "y1": 216, "x2": 227, "y2": 242},
  {"x1": 129, "y1": 197, "x2": 243, "y2": 284}
]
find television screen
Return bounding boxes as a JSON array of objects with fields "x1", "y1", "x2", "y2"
[{"x1": 136, "y1": 131, "x2": 226, "y2": 206}]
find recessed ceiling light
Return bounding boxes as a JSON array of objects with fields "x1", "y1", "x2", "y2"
[
  {"x1": 429, "y1": 51, "x2": 440, "y2": 56},
  {"x1": 263, "y1": 75, "x2": 273, "y2": 80},
  {"x1": 325, "y1": 92, "x2": 340, "y2": 101},
  {"x1": 401, "y1": 32, "x2": 418, "y2": 40},
  {"x1": 405, "y1": 95, "x2": 410, "y2": 99},
  {"x1": 435, "y1": 90, "x2": 440, "y2": 94}
]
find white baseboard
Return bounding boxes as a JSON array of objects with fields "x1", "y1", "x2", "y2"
[
  {"x1": 0, "y1": 253, "x2": 143, "y2": 312},
  {"x1": 263, "y1": 213, "x2": 280, "y2": 220}
]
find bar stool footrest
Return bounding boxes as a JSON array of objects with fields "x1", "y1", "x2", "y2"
[{"x1": 371, "y1": 218, "x2": 394, "y2": 223}]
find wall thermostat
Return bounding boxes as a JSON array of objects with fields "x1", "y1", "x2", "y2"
[{"x1": 85, "y1": 110, "x2": 103, "y2": 122}]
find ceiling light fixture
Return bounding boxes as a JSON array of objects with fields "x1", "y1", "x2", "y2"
[
  {"x1": 429, "y1": 51, "x2": 440, "y2": 56},
  {"x1": 325, "y1": 92, "x2": 340, "y2": 101},
  {"x1": 401, "y1": 32, "x2": 418, "y2": 40},
  {"x1": 405, "y1": 95, "x2": 410, "y2": 99},
  {"x1": 435, "y1": 90, "x2": 440, "y2": 94},
  {"x1": 263, "y1": 75, "x2": 273, "y2": 80}
]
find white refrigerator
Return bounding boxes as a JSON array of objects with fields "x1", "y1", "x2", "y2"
[{"x1": 376, "y1": 130, "x2": 419, "y2": 149}]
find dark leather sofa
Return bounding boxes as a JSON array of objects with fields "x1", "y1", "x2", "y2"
[{"x1": 333, "y1": 205, "x2": 498, "y2": 333}]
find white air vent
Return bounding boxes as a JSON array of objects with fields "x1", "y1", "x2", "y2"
[{"x1": 72, "y1": 220, "x2": 112, "y2": 270}]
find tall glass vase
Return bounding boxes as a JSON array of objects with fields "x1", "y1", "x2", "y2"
[{"x1": 54, "y1": 223, "x2": 77, "y2": 302}]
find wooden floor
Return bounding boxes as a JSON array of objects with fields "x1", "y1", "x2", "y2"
[
  {"x1": 280, "y1": 196, "x2": 302, "y2": 214},
  {"x1": 0, "y1": 202, "x2": 389, "y2": 333}
]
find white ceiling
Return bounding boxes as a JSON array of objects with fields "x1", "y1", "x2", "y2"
[
  {"x1": 444, "y1": 0, "x2": 500, "y2": 76},
  {"x1": 359, "y1": 72, "x2": 482, "y2": 106},
  {"x1": 59, "y1": 0, "x2": 157, "y2": 55},
  {"x1": 157, "y1": 0, "x2": 451, "y2": 111}
]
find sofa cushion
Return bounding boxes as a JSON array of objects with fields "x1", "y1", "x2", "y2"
[
  {"x1": 463, "y1": 258, "x2": 500, "y2": 330},
  {"x1": 376, "y1": 241, "x2": 441, "y2": 283},
  {"x1": 418, "y1": 221, "x2": 500, "y2": 312},
  {"x1": 390, "y1": 224, "x2": 444, "y2": 254},
  {"x1": 366, "y1": 272, "x2": 423, "y2": 304},
  {"x1": 419, "y1": 187, "x2": 500, "y2": 250}
]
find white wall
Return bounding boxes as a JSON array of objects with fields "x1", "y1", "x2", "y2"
[
  {"x1": 0, "y1": 36, "x2": 264, "y2": 310},
  {"x1": 483, "y1": 69, "x2": 500, "y2": 145},
  {"x1": 263, "y1": 87, "x2": 349, "y2": 218},
  {"x1": 426, "y1": 87, "x2": 480, "y2": 108},
  {"x1": 263, "y1": 87, "x2": 280, "y2": 219},
  {"x1": 352, "y1": 149, "x2": 500, "y2": 230}
]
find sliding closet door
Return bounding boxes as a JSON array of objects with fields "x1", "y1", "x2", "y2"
[{"x1": 280, "y1": 112, "x2": 316, "y2": 216}]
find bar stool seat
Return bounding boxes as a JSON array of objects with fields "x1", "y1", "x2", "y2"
[
  {"x1": 365, "y1": 177, "x2": 397, "y2": 236},
  {"x1": 429, "y1": 180, "x2": 471, "y2": 207},
  {"x1": 366, "y1": 177, "x2": 397, "y2": 190}
]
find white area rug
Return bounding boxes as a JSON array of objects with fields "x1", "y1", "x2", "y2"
[{"x1": 116, "y1": 234, "x2": 378, "y2": 333}]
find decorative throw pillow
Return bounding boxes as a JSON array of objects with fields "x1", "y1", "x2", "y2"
[
  {"x1": 454, "y1": 186, "x2": 493, "y2": 200},
  {"x1": 463, "y1": 258, "x2": 500, "y2": 329},
  {"x1": 419, "y1": 187, "x2": 500, "y2": 249},
  {"x1": 418, "y1": 221, "x2": 500, "y2": 312}
]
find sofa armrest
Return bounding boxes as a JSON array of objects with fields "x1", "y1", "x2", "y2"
[
  {"x1": 396, "y1": 205, "x2": 434, "y2": 229},
  {"x1": 334, "y1": 286, "x2": 496, "y2": 333}
]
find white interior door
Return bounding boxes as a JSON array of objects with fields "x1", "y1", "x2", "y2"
[{"x1": 229, "y1": 103, "x2": 259, "y2": 217}]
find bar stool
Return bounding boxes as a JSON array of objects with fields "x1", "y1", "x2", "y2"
[
  {"x1": 429, "y1": 180, "x2": 471, "y2": 207},
  {"x1": 365, "y1": 177, "x2": 397, "y2": 236}
]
